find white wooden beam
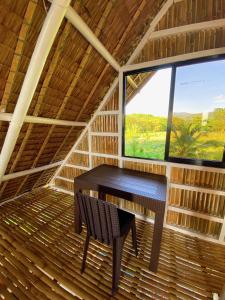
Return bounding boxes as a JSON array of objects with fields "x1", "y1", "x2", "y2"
[
  {"x1": 97, "y1": 110, "x2": 119, "y2": 116},
  {"x1": 2, "y1": 161, "x2": 63, "y2": 182},
  {"x1": 64, "y1": 5, "x2": 137, "y2": 89},
  {"x1": 150, "y1": 18, "x2": 225, "y2": 40},
  {"x1": 168, "y1": 205, "x2": 223, "y2": 223},
  {"x1": 90, "y1": 132, "x2": 119, "y2": 137},
  {"x1": 0, "y1": 113, "x2": 87, "y2": 127},
  {"x1": 122, "y1": 47, "x2": 225, "y2": 72},
  {"x1": 0, "y1": 0, "x2": 71, "y2": 184}
]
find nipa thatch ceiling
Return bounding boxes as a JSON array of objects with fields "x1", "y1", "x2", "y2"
[
  {"x1": 0, "y1": 0, "x2": 168, "y2": 200},
  {"x1": 1, "y1": 0, "x2": 225, "y2": 201}
]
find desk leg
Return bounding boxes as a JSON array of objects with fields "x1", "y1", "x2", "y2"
[
  {"x1": 149, "y1": 209, "x2": 165, "y2": 272},
  {"x1": 74, "y1": 187, "x2": 82, "y2": 234}
]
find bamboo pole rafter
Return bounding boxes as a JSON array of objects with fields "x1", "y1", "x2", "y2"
[
  {"x1": 0, "y1": 113, "x2": 87, "y2": 127},
  {"x1": 15, "y1": 1, "x2": 114, "y2": 196},
  {"x1": 0, "y1": 0, "x2": 72, "y2": 185}
]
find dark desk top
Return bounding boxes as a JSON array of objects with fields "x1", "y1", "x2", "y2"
[{"x1": 75, "y1": 164, "x2": 167, "y2": 202}]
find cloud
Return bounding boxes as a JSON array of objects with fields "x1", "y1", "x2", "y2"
[{"x1": 213, "y1": 94, "x2": 225, "y2": 103}]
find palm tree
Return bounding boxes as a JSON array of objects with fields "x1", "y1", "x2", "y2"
[{"x1": 170, "y1": 120, "x2": 221, "y2": 158}]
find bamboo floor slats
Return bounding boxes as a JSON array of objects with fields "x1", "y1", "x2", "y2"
[{"x1": 0, "y1": 188, "x2": 225, "y2": 300}]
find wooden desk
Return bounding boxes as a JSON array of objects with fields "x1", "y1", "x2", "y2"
[{"x1": 74, "y1": 164, "x2": 167, "y2": 272}]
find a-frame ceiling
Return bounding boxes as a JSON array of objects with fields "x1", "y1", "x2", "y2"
[{"x1": 0, "y1": 0, "x2": 225, "y2": 201}]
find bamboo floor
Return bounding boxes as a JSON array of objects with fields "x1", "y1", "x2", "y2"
[{"x1": 0, "y1": 188, "x2": 224, "y2": 300}]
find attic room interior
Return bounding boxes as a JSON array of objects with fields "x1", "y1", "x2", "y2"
[{"x1": 0, "y1": 0, "x2": 225, "y2": 299}]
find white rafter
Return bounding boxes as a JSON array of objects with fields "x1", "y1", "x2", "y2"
[
  {"x1": 0, "y1": 113, "x2": 87, "y2": 127},
  {"x1": 122, "y1": 47, "x2": 225, "y2": 73},
  {"x1": 150, "y1": 18, "x2": 225, "y2": 40},
  {"x1": 64, "y1": 4, "x2": 137, "y2": 89},
  {"x1": 0, "y1": 0, "x2": 72, "y2": 184},
  {"x1": 2, "y1": 161, "x2": 63, "y2": 182}
]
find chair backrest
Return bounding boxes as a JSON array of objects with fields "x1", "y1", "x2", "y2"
[{"x1": 76, "y1": 192, "x2": 120, "y2": 244}]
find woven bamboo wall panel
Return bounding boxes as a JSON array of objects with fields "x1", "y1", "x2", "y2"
[
  {"x1": 59, "y1": 166, "x2": 85, "y2": 180},
  {"x1": 34, "y1": 167, "x2": 58, "y2": 189},
  {"x1": 91, "y1": 136, "x2": 118, "y2": 155},
  {"x1": 102, "y1": 90, "x2": 119, "y2": 111},
  {"x1": 169, "y1": 187, "x2": 225, "y2": 218},
  {"x1": 54, "y1": 178, "x2": 74, "y2": 192},
  {"x1": 171, "y1": 167, "x2": 225, "y2": 191},
  {"x1": 167, "y1": 211, "x2": 222, "y2": 238},
  {"x1": 92, "y1": 156, "x2": 118, "y2": 168},
  {"x1": 123, "y1": 161, "x2": 166, "y2": 175},
  {"x1": 68, "y1": 153, "x2": 89, "y2": 167},
  {"x1": 76, "y1": 134, "x2": 89, "y2": 151},
  {"x1": 91, "y1": 115, "x2": 118, "y2": 132},
  {"x1": 52, "y1": 127, "x2": 83, "y2": 162}
]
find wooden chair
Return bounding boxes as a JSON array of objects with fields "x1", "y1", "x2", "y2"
[{"x1": 76, "y1": 192, "x2": 138, "y2": 295}]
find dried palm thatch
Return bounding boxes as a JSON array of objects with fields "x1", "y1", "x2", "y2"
[{"x1": 0, "y1": 0, "x2": 168, "y2": 201}]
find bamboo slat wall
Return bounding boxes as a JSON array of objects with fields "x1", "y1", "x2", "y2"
[{"x1": 54, "y1": 0, "x2": 225, "y2": 245}]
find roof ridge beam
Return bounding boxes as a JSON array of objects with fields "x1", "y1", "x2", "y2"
[
  {"x1": 0, "y1": 0, "x2": 72, "y2": 184},
  {"x1": 0, "y1": 113, "x2": 87, "y2": 127}
]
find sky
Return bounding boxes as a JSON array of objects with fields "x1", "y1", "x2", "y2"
[
  {"x1": 125, "y1": 59, "x2": 225, "y2": 116},
  {"x1": 125, "y1": 68, "x2": 171, "y2": 116}
]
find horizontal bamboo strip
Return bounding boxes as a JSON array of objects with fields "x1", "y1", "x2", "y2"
[
  {"x1": 67, "y1": 153, "x2": 89, "y2": 168},
  {"x1": 167, "y1": 211, "x2": 222, "y2": 238},
  {"x1": 169, "y1": 187, "x2": 225, "y2": 218},
  {"x1": 91, "y1": 115, "x2": 118, "y2": 132},
  {"x1": 92, "y1": 156, "x2": 118, "y2": 168},
  {"x1": 59, "y1": 166, "x2": 85, "y2": 180},
  {"x1": 91, "y1": 136, "x2": 118, "y2": 155},
  {"x1": 102, "y1": 89, "x2": 119, "y2": 111},
  {"x1": 123, "y1": 161, "x2": 166, "y2": 175},
  {"x1": 54, "y1": 179, "x2": 74, "y2": 193},
  {"x1": 171, "y1": 167, "x2": 225, "y2": 191},
  {"x1": 76, "y1": 134, "x2": 89, "y2": 151}
]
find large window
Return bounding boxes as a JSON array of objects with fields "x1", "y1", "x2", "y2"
[{"x1": 123, "y1": 56, "x2": 225, "y2": 168}]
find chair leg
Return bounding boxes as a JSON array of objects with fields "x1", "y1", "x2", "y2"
[
  {"x1": 112, "y1": 237, "x2": 123, "y2": 295},
  {"x1": 81, "y1": 232, "x2": 90, "y2": 273},
  {"x1": 131, "y1": 219, "x2": 138, "y2": 256}
]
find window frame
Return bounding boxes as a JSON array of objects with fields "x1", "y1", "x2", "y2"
[{"x1": 122, "y1": 54, "x2": 225, "y2": 168}]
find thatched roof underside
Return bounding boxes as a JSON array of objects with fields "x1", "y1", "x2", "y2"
[{"x1": 0, "y1": 0, "x2": 225, "y2": 201}]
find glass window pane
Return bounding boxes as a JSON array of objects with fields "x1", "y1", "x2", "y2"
[
  {"x1": 170, "y1": 59, "x2": 225, "y2": 161},
  {"x1": 124, "y1": 68, "x2": 172, "y2": 160}
]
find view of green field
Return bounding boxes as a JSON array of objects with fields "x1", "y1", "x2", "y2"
[
  {"x1": 124, "y1": 109, "x2": 225, "y2": 161},
  {"x1": 124, "y1": 60, "x2": 225, "y2": 163}
]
